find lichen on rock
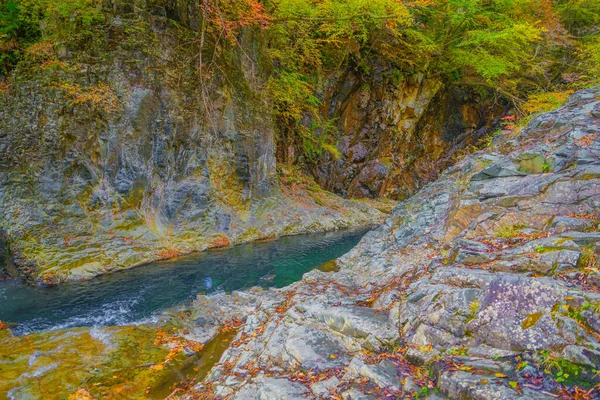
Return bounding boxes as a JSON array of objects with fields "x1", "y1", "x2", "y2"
[{"x1": 160, "y1": 87, "x2": 600, "y2": 399}]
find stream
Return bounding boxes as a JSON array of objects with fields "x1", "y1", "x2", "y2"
[{"x1": 0, "y1": 228, "x2": 368, "y2": 335}]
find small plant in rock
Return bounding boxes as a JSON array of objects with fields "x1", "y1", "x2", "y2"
[
  {"x1": 480, "y1": 131, "x2": 502, "y2": 149},
  {"x1": 516, "y1": 360, "x2": 529, "y2": 371},
  {"x1": 534, "y1": 245, "x2": 546, "y2": 253},
  {"x1": 447, "y1": 347, "x2": 469, "y2": 356},
  {"x1": 579, "y1": 246, "x2": 598, "y2": 270},
  {"x1": 583, "y1": 222, "x2": 600, "y2": 233},
  {"x1": 414, "y1": 386, "x2": 429, "y2": 398},
  {"x1": 469, "y1": 301, "x2": 480, "y2": 315},
  {"x1": 541, "y1": 163, "x2": 551, "y2": 173},
  {"x1": 496, "y1": 224, "x2": 520, "y2": 239},
  {"x1": 466, "y1": 301, "x2": 480, "y2": 323},
  {"x1": 562, "y1": 302, "x2": 594, "y2": 327},
  {"x1": 540, "y1": 350, "x2": 562, "y2": 374},
  {"x1": 554, "y1": 369, "x2": 569, "y2": 383},
  {"x1": 55, "y1": 82, "x2": 120, "y2": 114}
]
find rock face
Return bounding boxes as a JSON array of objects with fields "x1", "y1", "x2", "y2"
[
  {"x1": 0, "y1": 5, "x2": 391, "y2": 284},
  {"x1": 0, "y1": 3, "x2": 504, "y2": 284},
  {"x1": 313, "y1": 71, "x2": 506, "y2": 199},
  {"x1": 171, "y1": 88, "x2": 600, "y2": 399}
]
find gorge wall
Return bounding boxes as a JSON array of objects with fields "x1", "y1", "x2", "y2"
[
  {"x1": 0, "y1": 2, "x2": 500, "y2": 284},
  {"x1": 1, "y1": 86, "x2": 599, "y2": 400},
  {"x1": 313, "y1": 69, "x2": 506, "y2": 199}
]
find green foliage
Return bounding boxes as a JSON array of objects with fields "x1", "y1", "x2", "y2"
[
  {"x1": 555, "y1": 0, "x2": 600, "y2": 31},
  {"x1": 268, "y1": 71, "x2": 318, "y2": 123},
  {"x1": 267, "y1": 69, "x2": 341, "y2": 160},
  {"x1": 0, "y1": 0, "x2": 40, "y2": 74},
  {"x1": 0, "y1": 0, "x2": 103, "y2": 74},
  {"x1": 1, "y1": 1, "x2": 23, "y2": 38},
  {"x1": 452, "y1": 19, "x2": 542, "y2": 81},
  {"x1": 2, "y1": 0, "x2": 600, "y2": 163},
  {"x1": 264, "y1": 0, "x2": 413, "y2": 159},
  {"x1": 408, "y1": 0, "x2": 559, "y2": 94},
  {"x1": 273, "y1": 0, "x2": 411, "y2": 48},
  {"x1": 578, "y1": 35, "x2": 600, "y2": 85},
  {"x1": 20, "y1": 0, "x2": 104, "y2": 39},
  {"x1": 266, "y1": 0, "x2": 413, "y2": 79},
  {"x1": 261, "y1": 0, "x2": 600, "y2": 160}
]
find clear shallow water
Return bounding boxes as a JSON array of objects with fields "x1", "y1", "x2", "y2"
[{"x1": 0, "y1": 228, "x2": 368, "y2": 335}]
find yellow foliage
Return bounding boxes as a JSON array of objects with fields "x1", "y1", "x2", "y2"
[
  {"x1": 25, "y1": 39, "x2": 56, "y2": 62},
  {"x1": 149, "y1": 363, "x2": 164, "y2": 371},
  {"x1": 522, "y1": 91, "x2": 573, "y2": 115},
  {"x1": 321, "y1": 143, "x2": 341, "y2": 160},
  {"x1": 56, "y1": 82, "x2": 119, "y2": 113},
  {"x1": 68, "y1": 388, "x2": 95, "y2": 400},
  {"x1": 0, "y1": 37, "x2": 19, "y2": 52},
  {"x1": 39, "y1": 59, "x2": 68, "y2": 70}
]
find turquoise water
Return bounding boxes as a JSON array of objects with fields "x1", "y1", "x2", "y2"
[{"x1": 0, "y1": 228, "x2": 368, "y2": 335}]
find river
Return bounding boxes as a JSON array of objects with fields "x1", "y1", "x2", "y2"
[{"x1": 0, "y1": 228, "x2": 368, "y2": 335}]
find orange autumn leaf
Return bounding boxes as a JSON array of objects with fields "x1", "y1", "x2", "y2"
[
  {"x1": 68, "y1": 388, "x2": 95, "y2": 400},
  {"x1": 150, "y1": 364, "x2": 164, "y2": 371}
]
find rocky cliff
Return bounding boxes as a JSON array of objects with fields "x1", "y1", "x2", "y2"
[
  {"x1": 0, "y1": 3, "x2": 398, "y2": 285},
  {"x1": 0, "y1": 2, "x2": 510, "y2": 285},
  {"x1": 161, "y1": 87, "x2": 600, "y2": 399},
  {"x1": 313, "y1": 71, "x2": 506, "y2": 199}
]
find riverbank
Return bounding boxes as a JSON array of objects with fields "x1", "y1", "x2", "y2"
[
  {"x1": 1, "y1": 168, "x2": 394, "y2": 286},
  {"x1": 0, "y1": 228, "x2": 370, "y2": 336},
  {"x1": 0, "y1": 229, "x2": 371, "y2": 398},
  {"x1": 163, "y1": 88, "x2": 600, "y2": 398}
]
